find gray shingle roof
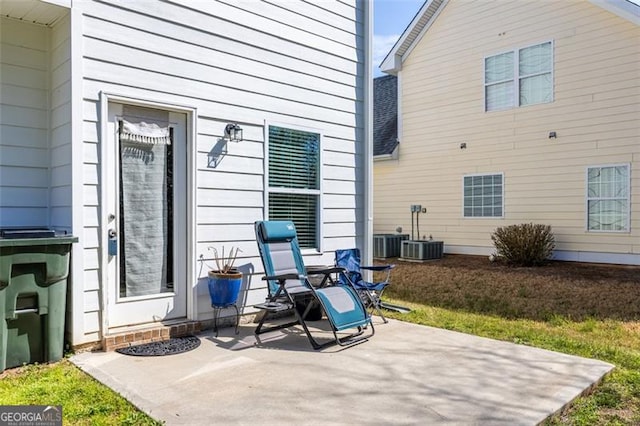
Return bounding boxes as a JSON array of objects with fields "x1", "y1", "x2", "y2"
[{"x1": 373, "y1": 75, "x2": 398, "y2": 156}]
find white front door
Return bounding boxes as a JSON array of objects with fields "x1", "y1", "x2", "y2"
[{"x1": 106, "y1": 102, "x2": 188, "y2": 329}]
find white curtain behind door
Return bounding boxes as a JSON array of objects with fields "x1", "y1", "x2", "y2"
[{"x1": 119, "y1": 106, "x2": 171, "y2": 297}]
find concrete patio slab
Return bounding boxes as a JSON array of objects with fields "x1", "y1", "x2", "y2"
[{"x1": 72, "y1": 319, "x2": 613, "y2": 425}]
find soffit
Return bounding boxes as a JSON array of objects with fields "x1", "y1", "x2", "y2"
[{"x1": 0, "y1": 0, "x2": 69, "y2": 27}]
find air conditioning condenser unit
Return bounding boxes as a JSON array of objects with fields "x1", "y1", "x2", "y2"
[
  {"x1": 400, "y1": 240, "x2": 444, "y2": 261},
  {"x1": 373, "y1": 234, "x2": 409, "y2": 258}
]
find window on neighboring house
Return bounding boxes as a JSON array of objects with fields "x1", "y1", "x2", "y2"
[
  {"x1": 267, "y1": 125, "x2": 321, "y2": 249},
  {"x1": 485, "y1": 41, "x2": 553, "y2": 111},
  {"x1": 587, "y1": 165, "x2": 629, "y2": 232},
  {"x1": 463, "y1": 173, "x2": 503, "y2": 218}
]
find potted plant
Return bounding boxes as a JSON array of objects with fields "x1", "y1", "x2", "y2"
[{"x1": 207, "y1": 246, "x2": 243, "y2": 307}]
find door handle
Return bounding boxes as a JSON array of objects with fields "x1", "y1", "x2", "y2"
[{"x1": 108, "y1": 229, "x2": 117, "y2": 256}]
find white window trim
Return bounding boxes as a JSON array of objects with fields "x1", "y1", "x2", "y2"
[
  {"x1": 585, "y1": 163, "x2": 631, "y2": 233},
  {"x1": 483, "y1": 40, "x2": 554, "y2": 112},
  {"x1": 461, "y1": 172, "x2": 505, "y2": 219},
  {"x1": 264, "y1": 120, "x2": 324, "y2": 254}
]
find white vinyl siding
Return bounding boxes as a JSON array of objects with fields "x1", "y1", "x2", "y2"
[
  {"x1": 586, "y1": 165, "x2": 630, "y2": 232},
  {"x1": 463, "y1": 173, "x2": 503, "y2": 218},
  {"x1": 2, "y1": 1, "x2": 368, "y2": 346},
  {"x1": 72, "y1": 0, "x2": 366, "y2": 342},
  {"x1": 0, "y1": 16, "x2": 72, "y2": 230},
  {"x1": 0, "y1": 18, "x2": 50, "y2": 227},
  {"x1": 485, "y1": 41, "x2": 553, "y2": 111},
  {"x1": 267, "y1": 125, "x2": 322, "y2": 250}
]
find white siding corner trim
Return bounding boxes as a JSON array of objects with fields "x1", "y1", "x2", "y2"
[{"x1": 363, "y1": 0, "x2": 374, "y2": 267}]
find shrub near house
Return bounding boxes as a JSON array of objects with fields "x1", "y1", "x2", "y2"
[{"x1": 491, "y1": 223, "x2": 555, "y2": 266}]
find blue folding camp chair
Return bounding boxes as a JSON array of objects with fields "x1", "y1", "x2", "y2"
[
  {"x1": 335, "y1": 248, "x2": 394, "y2": 323},
  {"x1": 254, "y1": 221, "x2": 374, "y2": 350}
]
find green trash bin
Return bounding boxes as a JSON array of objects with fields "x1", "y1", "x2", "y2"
[{"x1": 0, "y1": 230, "x2": 77, "y2": 372}]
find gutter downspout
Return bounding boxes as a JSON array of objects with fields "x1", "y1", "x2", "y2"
[{"x1": 363, "y1": 0, "x2": 374, "y2": 268}]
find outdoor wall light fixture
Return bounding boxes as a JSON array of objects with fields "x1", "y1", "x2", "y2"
[
  {"x1": 225, "y1": 123, "x2": 243, "y2": 142},
  {"x1": 460, "y1": 142, "x2": 467, "y2": 149},
  {"x1": 548, "y1": 131, "x2": 557, "y2": 139}
]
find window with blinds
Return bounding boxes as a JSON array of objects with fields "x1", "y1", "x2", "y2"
[
  {"x1": 484, "y1": 41, "x2": 553, "y2": 111},
  {"x1": 268, "y1": 125, "x2": 321, "y2": 249},
  {"x1": 587, "y1": 165, "x2": 629, "y2": 232}
]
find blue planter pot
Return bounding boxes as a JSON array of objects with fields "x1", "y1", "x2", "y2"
[{"x1": 207, "y1": 271, "x2": 242, "y2": 307}]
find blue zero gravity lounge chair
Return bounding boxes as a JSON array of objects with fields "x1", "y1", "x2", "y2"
[{"x1": 254, "y1": 221, "x2": 374, "y2": 349}]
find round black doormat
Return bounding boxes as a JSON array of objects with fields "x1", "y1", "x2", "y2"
[{"x1": 116, "y1": 335, "x2": 201, "y2": 357}]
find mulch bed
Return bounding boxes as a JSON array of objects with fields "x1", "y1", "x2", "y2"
[{"x1": 381, "y1": 255, "x2": 640, "y2": 321}]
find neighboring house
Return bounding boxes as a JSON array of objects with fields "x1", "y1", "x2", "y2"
[
  {"x1": 375, "y1": 0, "x2": 640, "y2": 265},
  {"x1": 373, "y1": 75, "x2": 398, "y2": 159},
  {"x1": 0, "y1": 0, "x2": 373, "y2": 348}
]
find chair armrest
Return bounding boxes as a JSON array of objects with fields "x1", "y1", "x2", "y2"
[
  {"x1": 360, "y1": 265, "x2": 395, "y2": 272},
  {"x1": 306, "y1": 266, "x2": 345, "y2": 275},
  {"x1": 262, "y1": 273, "x2": 302, "y2": 281},
  {"x1": 306, "y1": 267, "x2": 345, "y2": 288}
]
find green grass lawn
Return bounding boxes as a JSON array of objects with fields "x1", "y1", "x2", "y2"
[
  {"x1": 1, "y1": 255, "x2": 638, "y2": 425},
  {"x1": 0, "y1": 359, "x2": 160, "y2": 425}
]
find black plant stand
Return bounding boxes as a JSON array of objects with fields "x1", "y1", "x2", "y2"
[{"x1": 212, "y1": 303, "x2": 240, "y2": 337}]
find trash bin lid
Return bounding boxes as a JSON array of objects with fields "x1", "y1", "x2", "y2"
[
  {"x1": 0, "y1": 228, "x2": 77, "y2": 247},
  {"x1": 0, "y1": 228, "x2": 56, "y2": 239}
]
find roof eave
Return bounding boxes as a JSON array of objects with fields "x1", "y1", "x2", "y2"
[
  {"x1": 588, "y1": 0, "x2": 640, "y2": 25},
  {"x1": 380, "y1": 54, "x2": 401, "y2": 75},
  {"x1": 378, "y1": 0, "x2": 448, "y2": 74}
]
